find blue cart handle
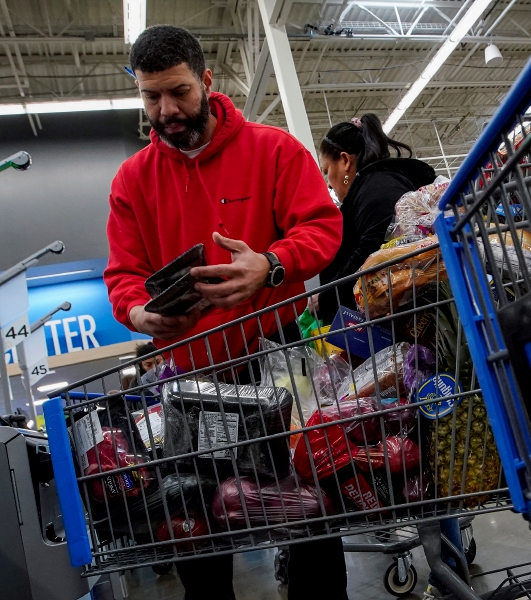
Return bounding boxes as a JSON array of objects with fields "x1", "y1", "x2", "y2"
[
  {"x1": 43, "y1": 397, "x2": 92, "y2": 568},
  {"x1": 439, "y1": 55, "x2": 531, "y2": 210}
]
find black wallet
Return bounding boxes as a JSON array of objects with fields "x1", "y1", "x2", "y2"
[{"x1": 144, "y1": 244, "x2": 222, "y2": 316}]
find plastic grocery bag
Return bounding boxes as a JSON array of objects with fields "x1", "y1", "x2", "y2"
[
  {"x1": 354, "y1": 236, "x2": 447, "y2": 319},
  {"x1": 386, "y1": 176, "x2": 450, "y2": 241},
  {"x1": 351, "y1": 342, "x2": 410, "y2": 399},
  {"x1": 299, "y1": 307, "x2": 322, "y2": 341},
  {"x1": 293, "y1": 398, "x2": 381, "y2": 481},
  {"x1": 211, "y1": 474, "x2": 335, "y2": 527}
]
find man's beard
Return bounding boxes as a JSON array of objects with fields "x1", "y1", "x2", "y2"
[{"x1": 148, "y1": 91, "x2": 210, "y2": 149}]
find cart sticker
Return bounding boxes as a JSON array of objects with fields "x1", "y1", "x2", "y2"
[
  {"x1": 73, "y1": 411, "x2": 104, "y2": 470},
  {"x1": 134, "y1": 405, "x2": 163, "y2": 449},
  {"x1": 198, "y1": 411, "x2": 239, "y2": 459},
  {"x1": 416, "y1": 373, "x2": 463, "y2": 419}
]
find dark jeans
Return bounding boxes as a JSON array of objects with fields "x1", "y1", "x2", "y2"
[{"x1": 175, "y1": 536, "x2": 347, "y2": 600}]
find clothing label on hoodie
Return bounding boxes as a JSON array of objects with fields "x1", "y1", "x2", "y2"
[
  {"x1": 198, "y1": 411, "x2": 239, "y2": 459},
  {"x1": 73, "y1": 411, "x2": 104, "y2": 471}
]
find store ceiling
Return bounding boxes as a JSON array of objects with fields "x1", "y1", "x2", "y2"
[{"x1": 1, "y1": 0, "x2": 531, "y2": 174}]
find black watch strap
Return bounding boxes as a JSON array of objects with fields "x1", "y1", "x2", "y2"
[{"x1": 263, "y1": 252, "x2": 286, "y2": 288}]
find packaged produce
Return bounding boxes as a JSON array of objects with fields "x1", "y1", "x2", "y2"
[
  {"x1": 132, "y1": 403, "x2": 164, "y2": 451},
  {"x1": 380, "y1": 397, "x2": 417, "y2": 437},
  {"x1": 211, "y1": 475, "x2": 334, "y2": 527},
  {"x1": 387, "y1": 177, "x2": 450, "y2": 239},
  {"x1": 403, "y1": 344, "x2": 436, "y2": 395},
  {"x1": 353, "y1": 436, "x2": 420, "y2": 474},
  {"x1": 162, "y1": 379, "x2": 293, "y2": 479},
  {"x1": 293, "y1": 398, "x2": 381, "y2": 482},
  {"x1": 67, "y1": 398, "x2": 153, "y2": 511},
  {"x1": 351, "y1": 342, "x2": 410, "y2": 399},
  {"x1": 155, "y1": 515, "x2": 210, "y2": 550},
  {"x1": 477, "y1": 230, "x2": 531, "y2": 278},
  {"x1": 354, "y1": 236, "x2": 447, "y2": 319},
  {"x1": 259, "y1": 339, "x2": 351, "y2": 449}
]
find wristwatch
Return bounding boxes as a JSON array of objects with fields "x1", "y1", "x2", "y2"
[{"x1": 263, "y1": 252, "x2": 285, "y2": 288}]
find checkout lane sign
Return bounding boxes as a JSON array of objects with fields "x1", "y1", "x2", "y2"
[
  {"x1": 0, "y1": 272, "x2": 30, "y2": 351},
  {"x1": 22, "y1": 327, "x2": 50, "y2": 386}
]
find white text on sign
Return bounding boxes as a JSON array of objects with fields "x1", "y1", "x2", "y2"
[{"x1": 44, "y1": 314, "x2": 100, "y2": 355}]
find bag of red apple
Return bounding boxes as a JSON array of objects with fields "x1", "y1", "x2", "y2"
[
  {"x1": 67, "y1": 396, "x2": 154, "y2": 516},
  {"x1": 293, "y1": 398, "x2": 382, "y2": 482},
  {"x1": 211, "y1": 474, "x2": 335, "y2": 528}
]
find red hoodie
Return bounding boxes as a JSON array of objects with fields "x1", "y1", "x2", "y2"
[{"x1": 104, "y1": 92, "x2": 341, "y2": 372}]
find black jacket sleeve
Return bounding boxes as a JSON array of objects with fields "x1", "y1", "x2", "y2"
[{"x1": 318, "y1": 173, "x2": 416, "y2": 323}]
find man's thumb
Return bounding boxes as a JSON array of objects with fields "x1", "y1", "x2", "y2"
[{"x1": 212, "y1": 231, "x2": 247, "y2": 254}]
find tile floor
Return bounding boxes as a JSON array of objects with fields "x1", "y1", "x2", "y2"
[{"x1": 124, "y1": 510, "x2": 531, "y2": 600}]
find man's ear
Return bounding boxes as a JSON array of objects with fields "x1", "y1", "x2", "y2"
[{"x1": 202, "y1": 69, "x2": 213, "y2": 96}]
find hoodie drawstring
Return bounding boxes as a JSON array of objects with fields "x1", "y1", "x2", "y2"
[{"x1": 194, "y1": 160, "x2": 230, "y2": 236}]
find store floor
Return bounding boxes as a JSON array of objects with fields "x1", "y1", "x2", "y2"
[{"x1": 125, "y1": 510, "x2": 531, "y2": 600}]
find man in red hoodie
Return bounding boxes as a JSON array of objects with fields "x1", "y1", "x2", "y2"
[{"x1": 105, "y1": 25, "x2": 346, "y2": 600}]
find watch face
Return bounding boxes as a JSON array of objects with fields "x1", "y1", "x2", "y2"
[{"x1": 271, "y1": 265, "x2": 285, "y2": 287}]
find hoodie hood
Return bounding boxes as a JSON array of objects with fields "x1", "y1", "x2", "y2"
[
  {"x1": 357, "y1": 157, "x2": 436, "y2": 190},
  {"x1": 149, "y1": 92, "x2": 246, "y2": 164}
]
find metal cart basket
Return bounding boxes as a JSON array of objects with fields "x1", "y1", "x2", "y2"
[
  {"x1": 435, "y1": 54, "x2": 531, "y2": 522},
  {"x1": 43, "y1": 231, "x2": 509, "y2": 599}
]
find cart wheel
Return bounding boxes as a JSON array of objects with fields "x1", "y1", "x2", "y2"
[
  {"x1": 152, "y1": 563, "x2": 173, "y2": 576},
  {"x1": 464, "y1": 537, "x2": 477, "y2": 565},
  {"x1": 274, "y1": 549, "x2": 289, "y2": 585},
  {"x1": 383, "y1": 562, "x2": 417, "y2": 597}
]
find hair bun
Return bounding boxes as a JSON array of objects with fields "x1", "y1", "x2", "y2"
[{"x1": 350, "y1": 117, "x2": 363, "y2": 130}]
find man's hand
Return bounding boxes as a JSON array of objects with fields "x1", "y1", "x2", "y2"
[
  {"x1": 191, "y1": 232, "x2": 271, "y2": 309},
  {"x1": 308, "y1": 293, "x2": 320, "y2": 314},
  {"x1": 129, "y1": 305, "x2": 201, "y2": 340}
]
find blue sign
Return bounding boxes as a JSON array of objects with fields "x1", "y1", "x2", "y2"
[
  {"x1": 416, "y1": 373, "x2": 463, "y2": 419},
  {"x1": 25, "y1": 278, "x2": 147, "y2": 357}
]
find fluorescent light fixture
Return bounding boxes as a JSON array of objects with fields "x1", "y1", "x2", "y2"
[
  {"x1": 124, "y1": 0, "x2": 147, "y2": 45},
  {"x1": 340, "y1": 0, "x2": 432, "y2": 20},
  {"x1": 383, "y1": 0, "x2": 495, "y2": 133},
  {"x1": 34, "y1": 399, "x2": 49, "y2": 406},
  {"x1": 27, "y1": 268, "x2": 94, "y2": 281},
  {"x1": 119, "y1": 355, "x2": 136, "y2": 360},
  {"x1": 37, "y1": 381, "x2": 68, "y2": 393},
  {"x1": 0, "y1": 97, "x2": 143, "y2": 116},
  {"x1": 355, "y1": 1, "x2": 433, "y2": 6}
]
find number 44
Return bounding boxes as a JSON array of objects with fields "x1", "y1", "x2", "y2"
[{"x1": 5, "y1": 324, "x2": 29, "y2": 339}]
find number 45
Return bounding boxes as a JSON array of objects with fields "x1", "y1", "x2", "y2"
[{"x1": 31, "y1": 365, "x2": 48, "y2": 376}]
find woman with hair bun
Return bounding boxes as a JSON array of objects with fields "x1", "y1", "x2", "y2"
[{"x1": 313, "y1": 113, "x2": 436, "y2": 322}]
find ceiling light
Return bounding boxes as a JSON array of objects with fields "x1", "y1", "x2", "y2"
[
  {"x1": 383, "y1": 0, "x2": 495, "y2": 133},
  {"x1": 37, "y1": 381, "x2": 68, "y2": 393},
  {"x1": 124, "y1": 0, "x2": 146, "y2": 45},
  {"x1": 27, "y1": 269, "x2": 94, "y2": 281},
  {"x1": 119, "y1": 355, "x2": 136, "y2": 361},
  {"x1": 34, "y1": 399, "x2": 49, "y2": 406},
  {"x1": 485, "y1": 43, "x2": 503, "y2": 66},
  {"x1": 0, "y1": 97, "x2": 143, "y2": 116}
]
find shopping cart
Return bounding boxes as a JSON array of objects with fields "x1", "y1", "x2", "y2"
[
  {"x1": 435, "y1": 54, "x2": 531, "y2": 523},
  {"x1": 42, "y1": 232, "x2": 509, "y2": 600}
]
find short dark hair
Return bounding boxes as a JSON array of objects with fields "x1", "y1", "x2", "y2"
[
  {"x1": 130, "y1": 25, "x2": 206, "y2": 79},
  {"x1": 135, "y1": 342, "x2": 158, "y2": 359},
  {"x1": 320, "y1": 113, "x2": 412, "y2": 170}
]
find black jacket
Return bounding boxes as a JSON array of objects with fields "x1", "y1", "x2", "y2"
[{"x1": 318, "y1": 158, "x2": 436, "y2": 322}]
